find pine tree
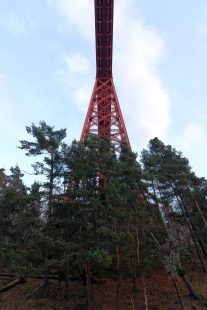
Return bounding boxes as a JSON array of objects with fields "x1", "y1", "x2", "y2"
[
  {"x1": 18, "y1": 121, "x2": 67, "y2": 298},
  {"x1": 141, "y1": 138, "x2": 201, "y2": 300},
  {"x1": 0, "y1": 166, "x2": 41, "y2": 276}
]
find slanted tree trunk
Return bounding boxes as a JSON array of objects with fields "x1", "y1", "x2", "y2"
[
  {"x1": 172, "y1": 277, "x2": 186, "y2": 310},
  {"x1": 157, "y1": 181, "x2": 176, "y2": 236},
  {"x1": 24, "y1": 283, "x2": 43, "y2": 299},
  {"x1": 196, "y1": 235, "x2": 207, "y2": 260},
  {"x1": 170, "y1": 181, "x2": 207, "y2": 273},
  {"x1": 182, "y1": 275, "x2": 199, "y2": 300},
  {"x1": 170, "y1": 179, "x2": 207, "y2": 259},
  {"x1": 186, "y1": 184, "x2": 207, "y2": 228},
  {"x1": 179, "y1": 210, "x2": 207, "y2": 270},
  {"x1": 151, "y1": 180, "x2": 168, "y2": 235},
  {"x1": 176, "y1": 196, "x2": 207, "y2": 273},
  {"x1": 178, "y1": 192, "x2": 207, "y2": 260},
  {"x1": 152, "y1": 228, "x2": 200, "y2": 303}
]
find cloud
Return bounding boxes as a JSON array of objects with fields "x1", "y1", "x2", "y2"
[
  {"x1": 49, "y1": 0, "x2": 172, "y2": 148},
  {"x1": 0, "y1": 11, "x2": 25, "y2": 37},
  {"x1": 74, "y1": 82, "x2": 92, "y2": 112},
  {"x1": 46, "y1": 0, "x2": 94, "y2": 41},
  {"x1": 57, "y1": 51, "x2": 93, "y2": 112},
  {"x1": 65, "y1": 52, "x2": 90, "y2": 75},
  {"x1": 182, "y1": 123, "x2": 205, "y2": 149},
  {"x1": 113, "y1": 1, "x2": 172, "y2": 146}
]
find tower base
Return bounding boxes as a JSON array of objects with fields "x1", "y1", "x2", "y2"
[{"x1": 80, "y1": 78, "x2": 130, "y2": 152}]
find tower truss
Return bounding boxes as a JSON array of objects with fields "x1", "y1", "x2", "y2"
[{"x1": 80, "y1": 0, "x2": 130, "y2": 151}]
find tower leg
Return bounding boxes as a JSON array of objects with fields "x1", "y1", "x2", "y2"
[{"x1": 80, "y1": 78, "x2": 130, "y2": 152}]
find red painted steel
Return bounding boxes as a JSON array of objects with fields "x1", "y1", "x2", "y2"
[
  {"x1": 80, "y1": 0, "x2": 130, "y2": 151},
  {"x1": 95, "y1": 0, "x2": 113, "y2": 78},
  {"x1": 80, "y1": 78, "x2": 130, "y2": 151}
]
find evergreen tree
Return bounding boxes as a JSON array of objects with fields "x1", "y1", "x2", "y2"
[
  {"x1": 18, "y1": 121, "x2": 67, "y2": 298},
  {"x1": 0, "y1": 166, "x2": 41, "y2": 276},
  {"x1": 3, "y1": 120, "x2": 207, "y2": 307},
  {"x1": 141, "y1": 138, "x2": 202, "y2": 299}
]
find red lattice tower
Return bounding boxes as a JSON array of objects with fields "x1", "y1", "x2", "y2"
[{"x1": 80, "y1": 0, "x2": 130, "y2": 151}]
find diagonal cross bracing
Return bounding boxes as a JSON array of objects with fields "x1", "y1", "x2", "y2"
[
  {"x1": 80, "y1": 78, "x2": 130, "y2": 151},
  {"x1": 80, "y1": 0, "x2": 130, "y2": 151}
]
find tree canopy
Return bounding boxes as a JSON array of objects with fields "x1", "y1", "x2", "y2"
[{"x1": 0, "y1": 127, "x2": 206, "y2": 309}]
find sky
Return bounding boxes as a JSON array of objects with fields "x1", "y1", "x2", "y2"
[{"x1": 0, "y1": 0, "x2": 207, "y2": 185}]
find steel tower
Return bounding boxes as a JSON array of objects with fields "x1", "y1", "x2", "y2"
[{"x1": 80, "y1": 0, "x2": 130, "y2": 151}]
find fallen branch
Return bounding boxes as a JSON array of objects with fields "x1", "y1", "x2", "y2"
[
  {"x1": 0, "y1": 273, "x2": 14, "y2": 277},
  {"x1": 24, "y1": 283, "x2": 43, "y2": 299},
  {"x1": 0, "y1": 277, "x2": 12, "y2": 281},
  {"x1": 131, "y1": 297, "x2": 135, "y2": 310},
  {"x1": 0, "y1": 273, "x2": 79, "y2": 280},
  {"x1": 29, "y1": 275, "x2": 59, "y2": 280},
  {"x1": 0, "y1": 277, "x2": 26, "y2": 292}
]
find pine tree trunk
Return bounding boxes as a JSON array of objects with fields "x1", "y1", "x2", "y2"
[
  {"x1": 113, "y1": 218, "x2": 120, "y2": 270},
  {"x1": 170, "y1": 179, "x2": 207, "y2": 259},
  {"x1": 189, "y1": 220, "x2": 207, "y2": 259},
  {"x1": 196, "y1": 236, "x2": 207, "y2": 260},
  {"x1": 85, "y1": 261, "x2": 91, "y2": 310},
  {"x1": 42, "y1": 149, "x2": 54, "y2": 299},
  {"x1": 180, "y1": 201, "x2": 207, "y2": 265},
  {"x1": 64, "y1": 259, "x2": 70, "y2": 300},
  {"x1": 135, "y1": 210, "x2": 148, "y2": 310},
  {"x1": 172, "y1": 277, "x2": 186, "y2": 310},
  {"x1": 151, "y1": 180, "x2": 167, "y2": 234},
  {"x1": 179, "y1": 193, "x2": 207, "y2": 260},
  {"x1": 42, "y1": 248, "x2": 49, "y2": 298},
  {"x1": 170, "y1": 182, "x2": 207, "y2": 272},
  {"x1": 131, "y1": 270, "x2": 138, "y2": 293},
  {"x1": 115, "y1": 274, "x2": 122, "y2": 310},
  {"x1": 157, "y1": 183, "x2": 175, "y2": 235},
  {"x1": 182, "y1": 275, "x2": 199, "y2": 300},
  {"x1": 191, "y1": 232, "x2": 207, "y2": 273},
  {"x1": 186, "y1": 184, "x2": 207, "y2": 228}
]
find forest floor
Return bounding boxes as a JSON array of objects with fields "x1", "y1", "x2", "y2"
[{"x1": 0, "y1": 262, "x2": 207, "y2": 310}]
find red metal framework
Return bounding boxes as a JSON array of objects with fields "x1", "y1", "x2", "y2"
[
  {"x1": 95, "y1": 0, "x2": 113, "y2": 79},
  {"x1": 80, "y1": 0, "x2": 130, "y2": 151}
]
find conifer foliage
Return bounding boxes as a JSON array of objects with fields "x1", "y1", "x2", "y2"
[{"x1": 0, "y1": 125, "x2": 206, "y2": 309}]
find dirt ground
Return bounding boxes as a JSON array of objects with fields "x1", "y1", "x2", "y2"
[{"x1": 0, "y1": 264, "x2": 207, "y2": 310}]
